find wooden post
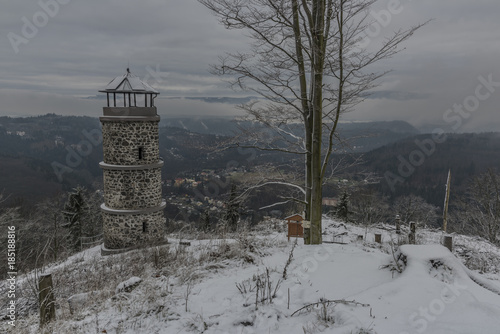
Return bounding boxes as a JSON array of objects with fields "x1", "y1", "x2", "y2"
[
  {"x1": 374, "y1": 233, "x2": 382, "y2": 243},
  {"x1": 39, "y1": 274, "x2": 55, "y2": 326},
  {"x1": 408, "y1": 222, "x2": 416, "y2": 244},
  {"x1": 443, "y1": 169, "x2": 451, "y2": 233},
  {"x1": 443, "y1": 235, "x2": 453, "y2": 252},
  {"x1": 395, "y1": 214, "x2": 401, "y2": 234}
]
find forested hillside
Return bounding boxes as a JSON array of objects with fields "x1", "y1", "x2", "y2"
[
  {"x1": 361, "y1": 133, "x2": 500, "y2": 207},
  {"x1": 2, "y1": 114, "x2": 500, "y2": 213}
]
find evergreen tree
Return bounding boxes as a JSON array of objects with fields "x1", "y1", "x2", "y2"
[
  {"x1": 201, "y1": 208, "x2": 211, "y2": 232},
  {"x1": 335, "y1": 191, "x2": 351, "y2": 223},
  {"x1": 62, "y1": 186, "x2": 88, "y2": 252},
  {"x1": 224, "y1": 184, "x2": 240, "y2": 232}
]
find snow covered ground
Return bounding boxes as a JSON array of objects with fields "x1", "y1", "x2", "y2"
[{"x1": 3, "y1": 218, "x2": 500, "y2": 333}]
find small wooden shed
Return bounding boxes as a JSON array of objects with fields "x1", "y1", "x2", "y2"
[{"x1": 285, "y1": 214, "x2": 304, "y2": 241}]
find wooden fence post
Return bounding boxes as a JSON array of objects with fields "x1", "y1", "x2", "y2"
[
  {"x1": 408, "y1": 222, "x2": 416, "y2": 244},
  {"x1": 395, "y1": 214, "x2": 401, "y2": 234},
  {"x1": 39, "y1": 273, "x2": 55, "y2": 326},
  {"x1": 443, "y1": 235, "x2": 453, "y2": 252}
]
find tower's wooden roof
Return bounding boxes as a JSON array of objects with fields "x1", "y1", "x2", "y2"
[{"x1": 99, "y1": 68, "x2": 159, "y2": 94}]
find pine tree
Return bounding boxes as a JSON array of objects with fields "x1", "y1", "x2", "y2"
[
  {"x1": 201, "y1": 209, "x2": 211, "y2": 232},
  {"x1": 62, "y1": 187, "x2": 88, "y2": 252},
  {"x1": 335, "y1": 191, "x2": 350, "y2": 223},
  {"x1": 224, "y1": 184, "x2": 240, "y2": 232}
]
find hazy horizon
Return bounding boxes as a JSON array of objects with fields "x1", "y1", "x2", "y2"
[{"x1": 1, "y1": 0, "x2": 499, "y2": 133}]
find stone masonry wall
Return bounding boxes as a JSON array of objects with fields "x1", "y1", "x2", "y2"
[
  {"x1": 103, "y1": 210, "x2": 165, "y2": 249},
  {"x1": 100, "y1": 114, "x2": 166, "y2": 251},
  {"x1": 101, "y1": 121, "x2": 159, "y2": 165},
  {"x1": 103, "y1": 168, "x2": 162, "y2": 210}
]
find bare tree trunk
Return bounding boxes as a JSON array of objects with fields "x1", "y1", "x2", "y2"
[
  {"x1": 309, "y1": 0, "x2": 326, "y2": 244},
  {"x1": 292, "y1": 0, "x2": 312, "y2": 226},
  {"x1": 305, "y1": 123, "x2": 313, "y2": 244}
]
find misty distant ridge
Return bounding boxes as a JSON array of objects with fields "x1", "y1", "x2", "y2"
[
  {"x1": 415, "y1": 122, "x2": 500, "y2": 134},
  {"x1": 80, "y1": 94, "x2": 500, "y2": 134},
  {"x1": 159, "y1": 117, "x2": 419, "y2": 151},
  {"x1": 84, "y1": 95, "x2": 259, "y2": 105},
  {"x1": 4, "y1": 112, "x2": 498, "y2": 134},
  {"x1": 2, "y1": 114, "x2": 500, "y2": 209},
  {"x1": 164, "y1": 96, "x2": 259, "y2": 104}
]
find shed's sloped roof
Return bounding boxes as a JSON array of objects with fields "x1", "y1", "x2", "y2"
[
  {"x1": 285, "y1": 214, "x2": 303, "y2": 221},
  {"x1": 99, "y1": 69, "x2": 159, "y2": 94}
]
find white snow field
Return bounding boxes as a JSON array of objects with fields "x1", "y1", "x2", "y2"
[{"x1": 2, "y1": 218, "x2": 500, "y2": 333}]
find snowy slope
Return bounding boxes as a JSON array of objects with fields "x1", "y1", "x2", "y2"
[{"x1": 3, "y1": 218, "x2": 500, "y2": 334}]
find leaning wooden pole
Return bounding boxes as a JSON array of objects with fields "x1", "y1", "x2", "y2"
[{"x1": 443, "y1": 169, "x2": 451, "y2": 233}]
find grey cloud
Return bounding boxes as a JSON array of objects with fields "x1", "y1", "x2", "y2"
[
  {"x1": 362, "y1": 91, "x2": 431, "y2": 101},
  {"x1": 0, "y1": 0, "x2": 499, "y2": 132}
]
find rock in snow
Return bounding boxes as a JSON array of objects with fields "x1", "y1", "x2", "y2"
[{"x1": 115, "y1": 276, "x2": 142, "y2": 294}]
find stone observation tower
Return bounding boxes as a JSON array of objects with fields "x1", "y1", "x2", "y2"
[{"x1": 99, "y1": 69, "x2": 166, "y2": 254}]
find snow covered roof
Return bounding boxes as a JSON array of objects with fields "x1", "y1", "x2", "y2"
[
  {"x1": 99, "y1": 68, "x2": 159, "y2": 94},
  {"x1": 284, "y1": 213, "x2": 303, "y2": 221}
]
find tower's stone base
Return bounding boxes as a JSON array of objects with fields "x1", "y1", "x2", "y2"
[
  {"x1": 102, "y1": 209, "x2": 166, "y2": 250},
  {"x1": 100, "y1": 237, "x2": 169, "y2": 256}
]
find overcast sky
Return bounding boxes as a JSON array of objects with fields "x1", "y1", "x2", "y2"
[{"x1": 1, "y1": 0, "x2": 499, "y2": 132}]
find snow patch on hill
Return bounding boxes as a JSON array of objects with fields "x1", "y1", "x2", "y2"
[{"x1": 2, "y1": 218, "x2": 500, "y2": 334}]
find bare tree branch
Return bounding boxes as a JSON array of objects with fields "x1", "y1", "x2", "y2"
[{"x1": 198, "y1": 0, "x2": 427, "y2": 244}]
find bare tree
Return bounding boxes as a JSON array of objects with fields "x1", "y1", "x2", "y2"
[
  {"x1": 35, "y1": 196, "x2": 69, "y2": 262},
  {"x1": 350, "y1": 188, "x2": 390, "y2": 226},
  {"x1": 0, "y1": 192, "x2": 10, "y2": 205},
  {"x1": 0, "y1": 190, "x2": 102, "y2": 277},
  {"x1": 458, "y1": 169, "x2": 500, "y2": 244},
  {"x1": 199, "y1": 0, "x2": 426, "y2": 243},
  {"x1": 393, "y1": 195, "x2": 439, "y2": 227}
]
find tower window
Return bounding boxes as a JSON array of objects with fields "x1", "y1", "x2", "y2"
[
  {"x1": 142, "y1": 221, "x2": 148, "y2": 233},
  {"x1": 138, "y1": 147, "x2": 143, "y2": 160}
]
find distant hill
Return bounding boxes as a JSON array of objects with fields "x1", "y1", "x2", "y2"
[
  {"x1": 0, "y1": 114, "x2": 103, "y2": 204},
  {"x1": 165, "y1": 96, "x2": 259, "y2": 104},
  {"x1": 160, "y1": 116, "x2": 239, "y2": 136},
  {"x1": 2, "y1": 114, "x2": 499, "y2": 210},
  {"x1": 335, "y1": 120, "x2": 420, "y2": 152},
  {"x1": 160, "y1": 117, "x2": 420, "y2": 152},
  {"x1": 360, "y1": 132, "x2": 500, "y2": 207},
  {"x1": 0, "y1": 114, "x2": 270, "y2": 205}
]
